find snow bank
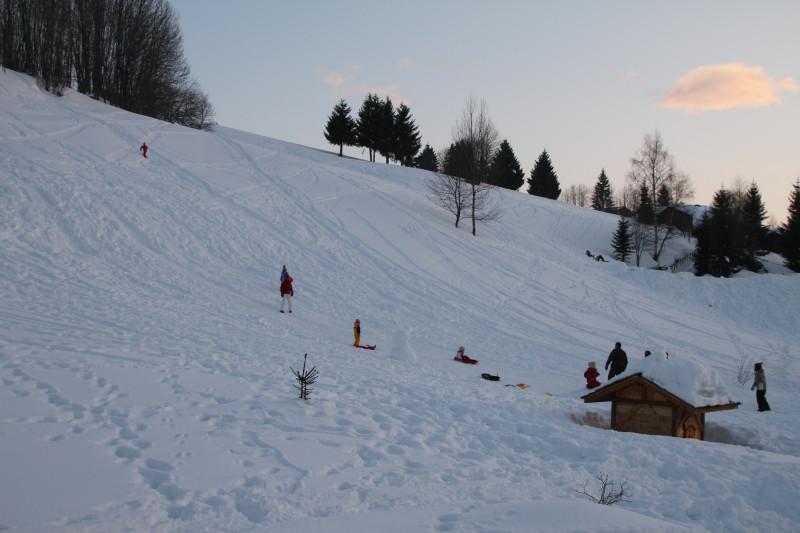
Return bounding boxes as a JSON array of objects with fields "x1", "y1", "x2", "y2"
[{"x1": 614, "y1": 351, "x2": 738, "y2": 407}]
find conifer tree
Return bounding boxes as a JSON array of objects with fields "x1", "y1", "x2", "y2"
[
  {"x1": 526, "y1": 149, "x2": 561, "y2": 200},
  {"x1": 637, "y1": 184, "x2": 653, "y2": 224},
  {"x1": 392, "y1": 103, "x2": 421, "y2": 166},
  {"x1": 414, "y1": 144, "x2": 438, "y2": 172},
  {"x1": 489, "y1": 140, "x2": 525, "y2": 190},
  {"x1": 696, "y1": 188, "x2": 743, "y2": 277},
  {"x1": 693, "y1": 213, "x2": 713, "y2": 276},
  {"x1": 784, "y1": 179, "x2": 800, "y2": 272},
  {"x1": 591, "y1": 169, "x2": 613, "y2": 211},
  {"x1": 324, "y1": 99, "x2": 357, "y2": 157},
  {"x1": 611, "y1": 217, "x2": 632, "y2": 263},
  {"x1": 741, "y1": 182, "x2": 767, "y2": 271},
  {"x1": 657, "y1": 184, "x2": 671, "y2": 206},
  {"x1": 442, "y1": 141, "x2": 471, "y2": 180},
  {"x1": 356, "y1": 93, "x2": 383, "y2": 162},
  {"x1": 377, "y1": 96, "x2": 396, "y2": 164}
]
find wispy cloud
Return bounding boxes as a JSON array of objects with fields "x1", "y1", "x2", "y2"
[
  {"x1": 662, "y1": 63, "x2": 798, "y2": 113},
  {"x1": 397, "y1": 58, "x2": 412, "y2": 70},
  {"x1": 317, "y1": 68, "x2": 407, "y2": 104},
  {"x1": 620, "y1": 72, "x2": 636, "y2": 82}
]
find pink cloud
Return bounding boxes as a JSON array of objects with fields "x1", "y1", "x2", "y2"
[{"x1": 662, "y1": 63, "x2": 798, "y2": 113}]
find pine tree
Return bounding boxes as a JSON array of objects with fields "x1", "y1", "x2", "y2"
[
  {"x1": 784, "y1": 179, "x2": 800, "y2": 272},
  {"x1": 700, "y1": 188, "x2": 744, "y2": 277},
  {"x1": 489, "y1": 140, "x2": 525, "y2": 190},
  {"x1": 611, "y1": 217, "x2": 632, "y2": 263},
  {"x1": 356, "y1": 93, "x2": 383, "y2": 162},
  {"x1": 637, "y1": 184, "x2": 653, "y2": 224},
  {"x1": 693, "y1": 213, "x2": 713, "y2": 276},
  {"x1": 376, "y1": 96, "x2": 396, "y2": 164},
  {"x1": 442, "y1": 141, "x2": 471, "y2": 180},
  {"x1": 392, "y1": 103, "x2": 421, "y2": 166},
  {"x1": 741, "y1": 182, "x2": 767, "y2": 271},
  {"x1": 657, "y1": 184, "x2": 671, "y2": 207},
  {"x1": 526, "y1": 149, "x2": 561, "y2": 200},
  {"x1": 414, "y1": 144, "x2": 438, "y2": 171},
  {"x1": 591, "y1": 169, "x2": 613, "y2": 211},
  {"x1": 323, "y1": 99, "x2": 357, "y2": 157}
]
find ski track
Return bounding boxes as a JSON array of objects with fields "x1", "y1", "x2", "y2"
[{"x1": 1, "y1": 70, "x2": 799, "y2": 532}]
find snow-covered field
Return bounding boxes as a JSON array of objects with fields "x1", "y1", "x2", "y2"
[{"x1": 1, "y1": 68, "x2": 799, "y2": 532}]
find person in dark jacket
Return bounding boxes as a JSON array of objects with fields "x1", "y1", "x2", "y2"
[
  {"x1": 751, "y1": 362, "x2": 771, "y2": 412},
  {"x1": 605, "y1": 342, "x2": 628, "y2": 380},
  {"x1": 280, "y1": 274, "x2": 293, "y2": 313},
  {"x1": 280, "y1": 265, "x2": 287, "y2": 283}
]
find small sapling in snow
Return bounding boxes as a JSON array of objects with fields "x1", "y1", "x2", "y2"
[{"x1": 290, "y1": 353, "x2": 318, "y2": 400}]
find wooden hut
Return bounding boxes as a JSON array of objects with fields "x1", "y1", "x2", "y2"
[{"x1": 581, "y1": 373, "x2": 740, "y2": 440}]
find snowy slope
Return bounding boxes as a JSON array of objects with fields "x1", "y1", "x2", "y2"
[{"x1": 1, "y1": 69, "x2": 799, "y2": 532}]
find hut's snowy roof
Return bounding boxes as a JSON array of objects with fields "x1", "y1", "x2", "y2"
[{"x1": 607, "y1": 351, "x2": 737, "y2": 408}]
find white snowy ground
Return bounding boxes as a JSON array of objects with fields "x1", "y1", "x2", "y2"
[{"x1": 1, "y1": 68, "x2": 798, "y2": 532}]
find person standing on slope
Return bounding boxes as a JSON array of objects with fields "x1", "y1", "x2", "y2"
[
  {"x1": 353, "y1": 319, "x2": 361, "y2": 346},
  {"x1": 604, "y1": 342, "x2": 628, "y2": 380},
  {"x1": 280, "y1": 273, "x2": 293, "y2": 313},
  {"x1": 140, "y1": 142, "x2": 148, "y2": 158},
  {"x1": 751, "y1": 362, "x2": 771, "y2": 412}
]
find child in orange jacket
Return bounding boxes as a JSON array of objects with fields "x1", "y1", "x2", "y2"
[{"x1": 353, "y1": 319, "x2": 361, "y2": 346}]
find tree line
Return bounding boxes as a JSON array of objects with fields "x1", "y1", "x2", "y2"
[
  {"x1": 601, "y1": 131, "x2": 799, "y2": 274},
  {"x1": 323, "y1": 94, "x2": 562, "y2": 200},
  {"x1": 325, "y1": 96, "x2": 799, "y2": 270},
  {"x1": 0, "y1": 0, "x2": 215, "y2": 130}
]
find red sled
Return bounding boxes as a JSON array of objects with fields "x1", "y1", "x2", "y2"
[
  {"x1": 454, "y1": 356, "x2": 478, "y2": 364},
  {"x1": 355, "y1": 344, "x2": 376, "y2": 350}
]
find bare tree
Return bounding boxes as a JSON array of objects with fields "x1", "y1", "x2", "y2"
[
  {"x1": 427, "y1": 172, "x2": 469, "y2": 228},
  {"x1": 562, "y1": 183, "x2": 591, "y2": 208},
  {"x1": 630, "y1": 219, "x2": 653, "y2": 267},
  {"x1": 627, "y1": 130, "x2": 680, "y2": 261},
  {"x1": 451, "y1": 95, "x2": 501, "y2": 235},
  {"x1": 615, "y1": 182, "x2": 639, "y2": 212},
  {"x1": 728, "y1": 176, "x2": 750, "y2": 211},
  {"x1": 667, "y1": 170, "x2": 695, "y2": 205}
]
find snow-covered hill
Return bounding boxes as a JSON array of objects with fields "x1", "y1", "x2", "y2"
[{"x1": 1, "y1": 68, "x2": 799, "y2": 532}]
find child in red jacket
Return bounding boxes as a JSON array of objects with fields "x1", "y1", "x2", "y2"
[{"x1": 584, "y1": 362, "x2": 601, "y2": 389}]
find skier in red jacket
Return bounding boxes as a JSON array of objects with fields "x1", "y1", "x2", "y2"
[
  {"x1": 140, "y1": 142, "x2": 148, "y2": 158},
  {"x1": 280, "y1": 274, "x2": 293, "y2": 313}
]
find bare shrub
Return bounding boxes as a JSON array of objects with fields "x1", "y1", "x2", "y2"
[
  {"x1": 737, "y1": 355, "x2": 754, "y2": 386},
  {"x1": 572, "y1": 472, "x2": 632, "y2": 505}
]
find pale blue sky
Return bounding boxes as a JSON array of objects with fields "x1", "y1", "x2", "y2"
[{"x1": 170, "y1": 0, "x2": 799, "y2": 221}]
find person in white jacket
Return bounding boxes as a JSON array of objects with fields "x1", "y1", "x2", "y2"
[{"x1": 751, "y1": 362, "x2": 771, "y2": 412}]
